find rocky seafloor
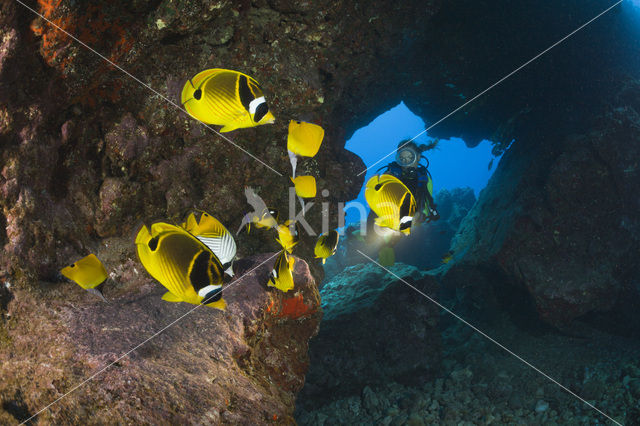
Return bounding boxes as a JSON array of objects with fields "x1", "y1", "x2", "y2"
[{"x1": 298, "y1": 315, "x2": 640, "y2": 425}]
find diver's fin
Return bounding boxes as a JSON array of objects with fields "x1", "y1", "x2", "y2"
[
  {"x1": 162, "y1": 292, "x2": 182, "y2": 302},
  {"x1": 378, "y1": 246, "x2": 395, "y2": 267}
]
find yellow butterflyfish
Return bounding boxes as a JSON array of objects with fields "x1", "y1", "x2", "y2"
[
  {"x1": 276, "y1": 220, "x2": 301, "y2": 253},
  {"x1": 268, "y1": 250, "x2": 295, "y2": 292},
  {"x1": 287, "y1": 120, "x2": 324, "y2": 157},
  {"x1": 291, "y1": 175, "x2": 317, "y2": 198},
  {"x1": 61, "y1": 254, "x2": 108, "y2": 301},
  {"x1": 181, "y1": 210, "x2": 237, "y2": 277},
  {"x1": 135, "y1": 222, "x2": 226, "y2": 310},
  {"x1": 365, "y1": 174, "x2": 416, "y2": 235},
  {"x1": 314, "y1": 230, "x2": 339, "y2": 264},
  {"x1": 181, "y1": 68, "x2": 275, "y2": 132}
]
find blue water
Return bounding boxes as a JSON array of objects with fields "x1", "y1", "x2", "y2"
[{"x1": 343, "y1": 102, "x2": 502, "y2": 225}]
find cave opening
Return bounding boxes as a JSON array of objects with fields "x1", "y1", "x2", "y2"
[
  {"x1": 343, "y1": 102, "x2": 502, "y2": 227},
  {"x1": 322, "y1": 102, "x2": 504, "y2": 274}
]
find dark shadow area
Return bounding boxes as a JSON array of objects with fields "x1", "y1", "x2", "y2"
[{"x1": 2, "y1": 391, "x2": 33, "y2": 425}]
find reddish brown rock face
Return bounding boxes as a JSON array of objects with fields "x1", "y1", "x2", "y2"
[
  {"x1": 445, "y1": 103, "x2": 640, "y2": 330},
  {"x1": 0, "y1": 253, "x2": 320, "y2": 424}
]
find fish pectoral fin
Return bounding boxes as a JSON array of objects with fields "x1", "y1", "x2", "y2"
[
  {"x1": 205, "y1": 298, "x2": 227, "y2": 311},
  {"x1": 161, "y1": 292, "x2": 182, "y2": 303}
]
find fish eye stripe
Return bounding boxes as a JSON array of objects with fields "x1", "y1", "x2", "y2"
[
  {"x1": 238, "y1": 74, "x2": 253, "y2": 111},
  {"x1": 249, "y1": 97, "x2": 265, "y2": 114},
  {"x1": 197, "y1": 284, "x2": 222, "y2": 298},
  {"x1": 148, "y1": 236, "x2": 159, "y2": 251},
  {"x1": 189, "y1": 250, "x2": 213, "y2": 291},
  {"x1": 253, "y1": 102, "x2": 269, "y2": 123},
  {"x1": 201, "y1": 290, "x2": 222, "y2": 304}
]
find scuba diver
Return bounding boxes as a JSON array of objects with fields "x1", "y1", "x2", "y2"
[
  {"x1": 376, "y1": 139, "x2": 440, "y2": 224},
  {"x1": 363, "y1": 139, "x2": 440, "y2": 266}
]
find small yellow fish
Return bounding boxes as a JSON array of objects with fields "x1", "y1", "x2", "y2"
[
  {"x1": 61, "y1": 254, "x2": 108, "y2": 301},
  {"x1": 135, "y1": 222, "x2": 226, "y2": 310},
  {"x1": 365, "y1": 174, "x2": 416, "y2": 235},
  {"x1": 181, "y1": 210, "x2": 237, "y2": 277},
  {"x1": 291, "y1": 175, "x2": 317, "y2": 198},
  {"x1": 314, "y1": 230, "x2": 339, "y2": 264},
  {"x1": 287, "y1": 120, "x2": 324, "y2": 157},
  {"x1": 268, "y1": 250, "x2": 295, "y2": 292},
  {"x1": 181, "y1": 68, "x2": 275, "y2": 132},
  {"x1": 276, "y1": 220, "x2": 301, "y2": 253}
]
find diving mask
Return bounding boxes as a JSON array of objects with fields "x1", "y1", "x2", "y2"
[{"x1": 396, "y1": 143, "x2": 419, "y2": 168}]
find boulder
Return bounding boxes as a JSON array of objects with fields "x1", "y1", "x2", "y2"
[
  {"x1": 298, "y1": 262, "x2": 441, "y2": 409},
  {"x1": 445, "y1": 103, "x2": 640, "y2": 330},
  {"x1": 0, "y1": 253, "x2": 320, "y2": 424}
]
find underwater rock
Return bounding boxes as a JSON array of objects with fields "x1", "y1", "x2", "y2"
[
  {"x1": 0, "y1": 253, "x2": 321, "y2": 423},
  {"x1": 1, "y1": 0, "x2": 389, "y2": 285},
  {"x1": 445, "y1": 100, "x2": 640, "y2": 330},
  {"x1": 298, "y1": 262, "x2": 440, "y2": 409}
]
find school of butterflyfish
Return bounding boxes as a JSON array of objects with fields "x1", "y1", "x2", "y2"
[{"x1": 61, "y1": 68, "x2": 418, "y2": 304}]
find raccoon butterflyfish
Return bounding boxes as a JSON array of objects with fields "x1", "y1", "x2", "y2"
[
  {"x1": 291, "y1": 175, "x2": 317, "y2": 198},
  {"x1": 314, "y1": 230, "x2": 339, "y2": 264},
  {"x1": 365, "y1": 174, "x2": 416, "y2": 236},
  {"x1": 181, "y1": 69, "x2": 275, "y2": 132},
  {"x1": 60, "y1": 254, "x2": 108, "y2": 301},
  {"x1": 135, "y1": 222, "x2": 226, "y2": 310},
  {"x1": 287, "y1": 120, "x2": 324, "y2": 176},
  {"x1": 181, "y1": 210, "x2": 237, "y2": 277},
  {"x1": 268, "y1": 250, "x2": 295, "y2": 292},
  {"x1": 441, "y1": 251, "x2": 454, "y2": 264},
  {"x1": 378, "y1": 246, "x2": 395, "y2": 267},
  {"x1": 276, "y1": 220, "x2": 301, "y2": 253}
]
